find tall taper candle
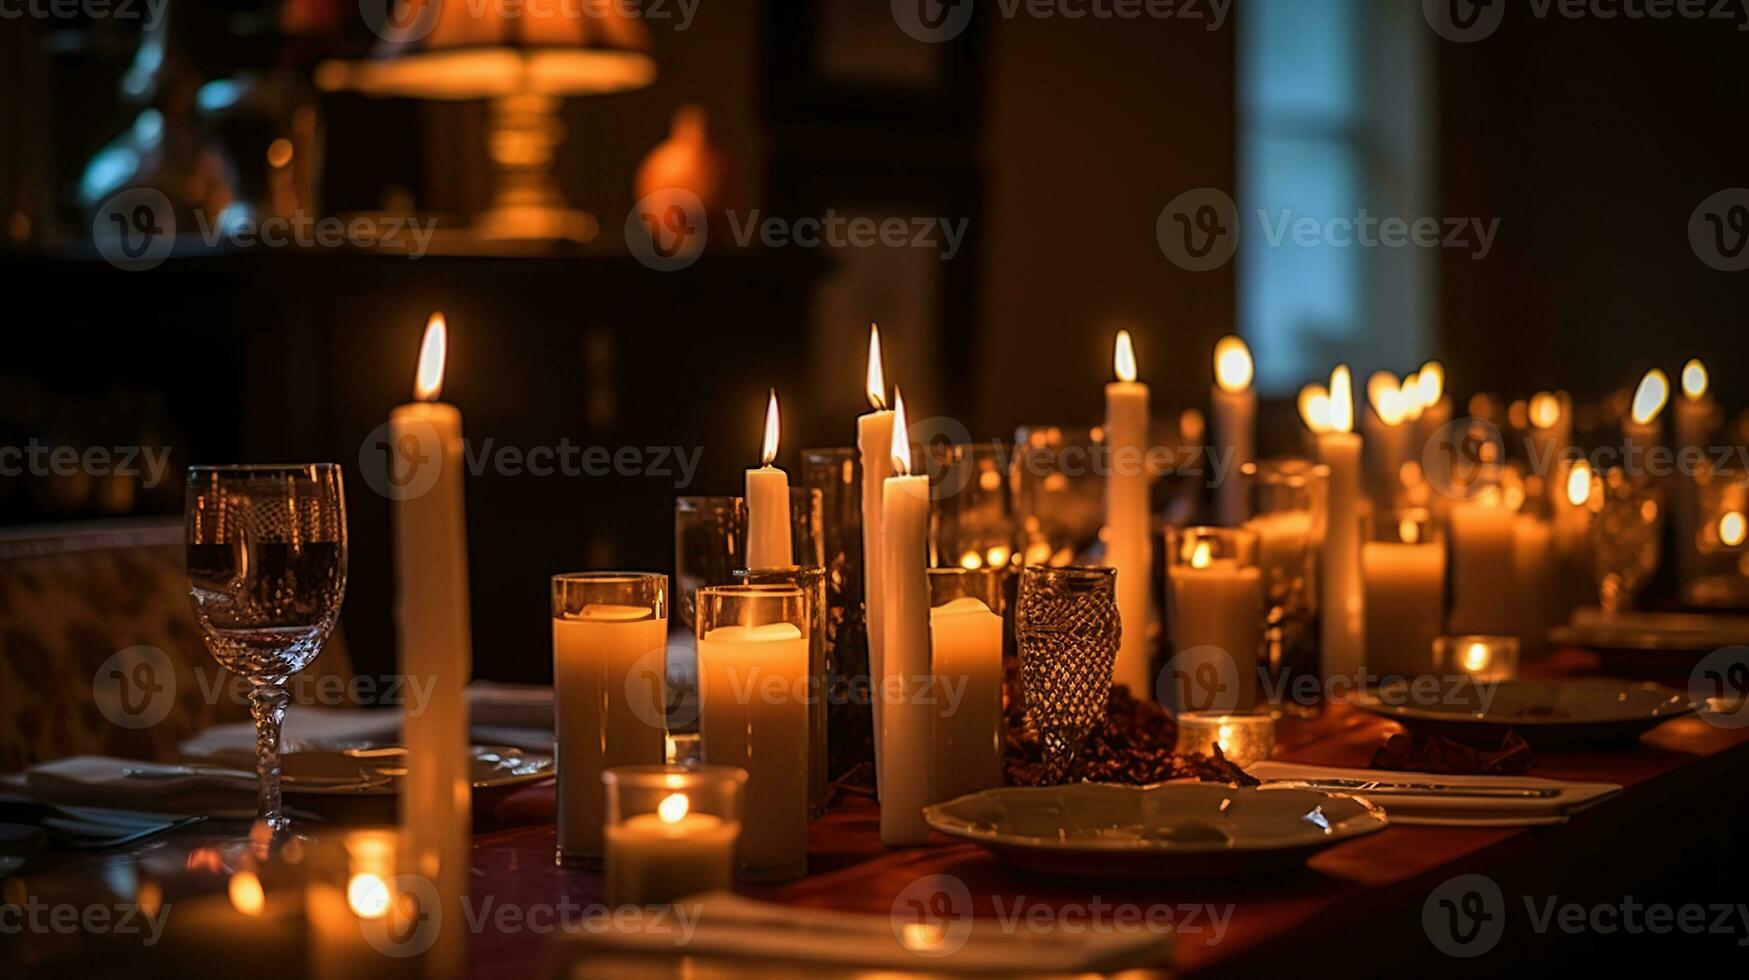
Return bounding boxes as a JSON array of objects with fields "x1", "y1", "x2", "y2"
[
  {"x1": 746, "y1": 389, "x2": 793, "y2": 570},
  {"x1": 1105, "y1": 330, "x2": 1153, "y2": 698},
  {"x1": 1211, "y1": 336, "x2": 1256, "y2": 527},
  {"x1": 857, "y1": 325, "x2": 895, "y2": 797},
  {"x1": 390, "y1": 313, "x2": 470, "y2": 976},
  {"x1": 880, "y1": 388, "x2": 931, "y2": 845},
  {"x1": 1317, "y1": 365, "x2": 1366, "y2": 682}
]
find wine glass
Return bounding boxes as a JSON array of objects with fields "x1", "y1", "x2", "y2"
[{"x1": 186, "y1": 464, "x2": 348, "y2": 835}]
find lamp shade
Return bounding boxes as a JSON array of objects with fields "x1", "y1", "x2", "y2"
[{"x1": 336, "y1": 0, "x2": 656, "y2": 98}]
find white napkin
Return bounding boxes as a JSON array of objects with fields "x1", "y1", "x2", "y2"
[
  {"x1": 21, "y1": 757, "x2": 264, "y2": 816},
  {"x1": 1248, "y1": 762, "x2": 1621, "y2": 826},
  {"x1": 551, "y1": 891, "x2": 1172, "y2": 976}
]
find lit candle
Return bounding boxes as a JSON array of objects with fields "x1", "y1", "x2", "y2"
[
  {"x1": 1211, "y1": 335, "x2": 1256, "y2": 526},
  {"x1": 307, "y1": 830, "x2": 400, "y2": 980},
  {"x1": 857, "y1": 325, "x2": 895, "y2": 798},
  {"x1": 1363, "y1": 371, "x2": 1413, "y2": 508},
  {"x1": 605, "y1": 792, "x2": 739, "y2": 906},
  {"x1": 389, "y1": 313, "x2": 470, "y2": 971},
  {"x1": 1674, "y1": 359, "x2": 1714, "y2": 583},
  {"x1": 1434, "y1": 635, "x2": 1520, "y2": 683},
  {"x1": 880, "y1": 388, "x2": 932, "y2": 845},
  {"x1": 1173, "y1": 711, "x2": 1275, "y2": 767},
  {"x1": 1448, "y1": 490, "x2": 1516, "y2": 635},
  {"x1": 552, "y1": 576, "x2": 668, "y2": 866},
  {"x1": 1105, "y1": 330, "x2": 1154, "y2": 698},
  {"x1": 1552, "y1": 459, "x2": 1597, "y2": 621},
  {"x1": 1316, "y1": 365, "x2": 1366, "y2": 681},
  {"x1": 1527, "y1": 391, "x2": 1571, "y2": 490},
  {"x1": 928, "y1": 594, "x2": 1005, "y2": 803},
  {"x1": 1362, "y1": 513, "x2": 1444, "y2": 680},
  {"x1": 1166, "y1": 530, "x2": 1263, "y2": 711},
  {"x1": 746, "y1": 389, "x2": 792, "y2": 569},
  {"x1": 1414, "y1": 360, "x2": 1452, "y2": 449},
  {"x1": 1624, "y1": 368, "x2": 1669, "y2": 464},
  {"x1": 1298, "y1": 382, "x2": 1331, "y2": 458}
]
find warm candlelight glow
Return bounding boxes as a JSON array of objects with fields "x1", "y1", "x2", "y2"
[
  {"x1": 1631, "y1": 369, "x2": 1669, "y2": 425},
  {"x1": 1682, "y1": 358, "x2": 1709, "y2": 401},
  {"x1": 1461, "y1": 641, "x2": 1491, "y2": 673},
  {"x1": 413, "y1": 312, "x2": 448, "y2": 402},
  {"x1": 866, "y1": 324, "x2": 887, "y2": 410},
  {"x1": 1329, "y1": 365, "x2": 1355, "y2": 434},
  {"x1": 1566, "y1": 460, "x2": 1593, "y2": 507},
  {"x1": 657, "y1": 792, "x2": 690, "y2": 824},
  {"x1": 890, "y1": 387, "x2": 912, "y2": 476},
  {"x1": 1368, "y1": 371, "x2": 1409, "y2": 426},
  {"x1": 1400, "y1": 373, "x2": 1425, "y2": 421},
  {"x1": 1114, "y1": 330, "x2": 1138, "y2": 384},
  {"x1": 348, "y1": 873, "x2": 391, "y2": 919},
  {"x1": 229, "y1": 870, "x2": 265, "y2": 917},
  {"x1": 1721, "y1": 511, "x2": 1747, "y2": 548},
  {"x1": 1298, "y1": 383, "x2": 1332, "y2": 433},
  {"x1": 1399, "y1": 518, "x2": 1421, "y2": 544},
  {"x1": 1416, "y1": 361, "x2": 1444, "y2": 409},
  {"x1": 1529, "y1": 392, "x2": 1561, "y2": 430},
  {"x1": 1214, "y1": 335, "x2": 1253, "y2": 392},
  {"x1": 760, "y1": 389, "x2": 780, "y2": 466},
  {"x1": 1190, "y1": 539, "x2": 1212, "y2": 569}
]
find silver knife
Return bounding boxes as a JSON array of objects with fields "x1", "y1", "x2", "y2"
[{"x1": 1266, "y1": 778, "x2": 1561, "y2": 799}]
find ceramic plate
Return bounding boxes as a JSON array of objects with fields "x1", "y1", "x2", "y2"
[
  {"x1": 1355, "y1": 678, "x2": 1695, "y2": 747},
  {"x1": 196, "y1": 744, "x2": 554, "y2": 797},
  {"x1": 923, "y1": 782, "x2": 1387, "y2": 879},
  {"x1": 1549, "y1": 609, "x2": 1749, "y2": 653}
]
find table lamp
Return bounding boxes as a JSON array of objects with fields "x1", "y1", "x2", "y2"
[{"x1": 319, "y1": 0, "x2": 656, "y2": 241}]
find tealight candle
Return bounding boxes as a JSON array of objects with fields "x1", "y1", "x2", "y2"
[
  {"x1": 306, "y1": 829, "x2": 405, "y2": 980},
  {"x1": 603, "y1": 765, "x2": 746, "y2": 906},
  {"x1": 1174, "y1": 711, "x2": 1276, "y2": 767},
  {"x1": 1434, "y1": 635, "x2": 1520, "y2": 683},
  {"x1": 746, "y1": 389, "x2": 793, "y2": 570}
]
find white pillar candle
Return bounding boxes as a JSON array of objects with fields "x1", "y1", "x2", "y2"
[
  {"x1": 857, "y1": 325, "x2": 895, "y2": 798},
  {"x1": 696, "y1": 621, "x2": 808, "y2": 876},
  {"x1": 1105, "y1": 330, "x2": 1154, "y2": 699},
  {"x1": 746, "y1": 389, "x2": 793, "y2": 570},
  {"x1": 1362, "y1": 372, "x2": 1413, "y2": 508},
  {"x1": 1168, "y1": 545, "x2": 1263, "y2": 710},
  {"x1": 880, "y1": 388, "x2": 932, "y2": 845},
  {"x1": 1526, "y1": 392, "x2": 1571, "y2": 500},
  {"x1": 1211, "y1": 336, "x2": 1256, "y2": 527},
  {"x1": 1362, "y1": 527, "x2": 1444, "y2": 680},
  {"x1": 605, "y1": 796, "x2": 739, "y2": 906},
  {"x1": 389, "y1": 313, "x2": 470, "y2": 975},
  {"x1": 928, "y1": 596, "x2": 1004, "y2": 803},
  {"x1": 1318, "y1": 365, "x2": 1366, "y2": 682},
  {"x1": 1448, "y1": 494, "x2": 1516, "y2": 635},
  {"x1": 1510, "y1": 513, "x2": 1555, "y2": 657},
  {"x1": 553, "y1": 601, "x2": 667, "y2": 861},
  {"x1": 1413, "y1": 361, "x2": 1451, "y2": 450},
  {"x1": 1249, "y1": 510, "x2": 1313, "y2": 591}
]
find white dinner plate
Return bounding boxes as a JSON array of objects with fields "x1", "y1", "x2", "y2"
[
  {"x1": 1355, "y1": 677, "x2": 1695, "y2": 747},
  {"x1": 923, "y1": 782, "x2": 1387, "y2": 879}
]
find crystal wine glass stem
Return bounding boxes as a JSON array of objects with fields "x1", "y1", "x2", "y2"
[
  {"x1": 247, "y1": 677, "x2": 292, "y2": 833},
  {"x1": 1599, "y1": 573, "x2": 1624, "y2": 618}
]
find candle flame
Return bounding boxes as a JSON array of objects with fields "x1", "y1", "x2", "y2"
[
  {"x1": 1214, "y1": 335, "x2": 1253, "y2": 393},
  {"x1": 1298, "y1": 384, "x2": 1332, "y2": 433},
  {"x1": 1368, "y1": 371, "x2": 1408, "y2": 427},
  {"x1": 348, "y1": 873, "x2": 391, "y2": 919},
  {"x1": 1190, "y1": 539, "x2": 1212, "y2": 569},
  {"x1": 413, "y1": 312, "x2": 447, "y2": 402},
  {"x1": 761, "y1": 389, "x2": 780, "y2": 466},
  {"x1": 1399, "y1": 518, "x2": 1421, "y2": 545},
  {"x1": 1630, "y1": 369, "x2": 1669, "y2": 426},
  {"x1": 1114, "y1": 330, "x2": 1138, "y2": 384},
  {"x1": 1566, "y1": 460, "x2": 1592, "y2": 508},
  {"x1": 229, "y1": 870, "x2": 265, "y2": 917},
  {"x1": 1529, "y1": 392, "x2": 1561, "y2": 430},
  {"x1": 1329, "y1": 365, "x2": 1354, "y2": 434},
  {"x1": 1721, "y1": 511, "x2": 1747, "y2": 548},
  {"x1": 657, "y1": 793, "x2": 690, "y2": 824},
  {"x1": 1400, "y1": 373, "x2": 1425, "y2": 421},
  {"x1": 1682, "y1": 359, "x2": 1709, "y2": 401},
  {"x1": 1461, "y1": 641, "x2": 1491, "y2": 673},
  {"x1": 890, "y1": 387, "x2": 912, "y2": 476},
  {"x1": 1416, "y1": 361, "x2": 1444, "y2": 409},
  {"x1": 866, "y1": 324, "x2": 887, "y2": 410}
]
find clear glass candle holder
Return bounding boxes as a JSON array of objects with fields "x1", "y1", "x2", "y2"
[
  {"x1": 1361, "y1": 509, "x2": 1446, "y2": 683},
  {"x1": 1173, "y1": 710, "x2": 1277, "y2": 767},
  {"x1": 1014, "y1": 565, "x2": 1119, "y2": 784},
  {"x1": 799, "y1": 448, "x2": 877, "y2": 785},
  {"x1": 694, "y1": 585, "x2": 810, "y2": 882},
  {"x1": 677, "y1": 493, "x2": 824, "y2": 629},
  {"x1": 602, "y1": 765, "x2": 747, "y2": 907},
  {"x1": 1587, "y1": 468, "x2": 1663, "y2": 616},
  {"x1": 1433, "y1": 634, "x2": 1521, "y2": 683},
  {"x1": 1164, "y1": 527, "x2": 1263, "y2": 715},
  {"x1": 304, "y1": 828, "x2": 413, "y2": 980},
  {"x1": 1011, "y1": 426, "x2": 1106, "y2": 568},
  {"x1": 1242, "y1": 460, "x2": 1327, "y2": 689},
  {"x1": 929, "y1": 441, "x2": 1017, "y2": 572},
  {"x1": 551, "y1": 572, "x2": 669, "y2": 869},
  {"x1": 733, "y1": 566, "x2": 829, "y2": 816},
  {"x1": 926, "y1": 567, "x2": 1009, "y2": 803}
]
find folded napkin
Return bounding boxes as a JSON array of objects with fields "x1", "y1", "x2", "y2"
[
  {"x1": 1370, "y1": 731, "x2": 1535, "y2": 775},
  {"x1": 18, "y1": 757, "x2": 271, "y2": 818},
  {"x1": 550, "y1": 891, "x2": 1172, "y2": 976},
  {"x1": 1247, "y1": 761, "x2": 1621, "y2": 827}
]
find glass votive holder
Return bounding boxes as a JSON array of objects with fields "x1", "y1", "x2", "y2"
[
  {"x1": 551, "y1": 572, "x2": 669, "y2": 869},
  {"x1": 675, "y1": 496, "x2": 746, "y2": 632},
  {"x1": 1011, "y1": 426, "x2": 1106, "y2": 568},
  {"x1": 1164, "y1": 527, "x2": 1263, "y2": 714},
  {"x1": 304, "y1": 829, "x2": 419, "y2": 980},
  {"x1": 602, "y1": 765, "x2": 747, "y2": 907},
  {"x1": 1433, "y1": 634, "x2": 1521, "y2": 683},
  {"x1": 1242, "y1": 459, "x2": 1328, "y2": 687},
  {"x1": 928, "y1": 441, "x2": 1017, "y2": 572},
  {"x1": 734, "y1": 566, "x2": 829, "y2": 816},
  {"x1": 694, "y1": 585, "x2": 810, "y2": 882},
  {"x1": 1361, "y1": 509, "x2": 1446, "y2": 683},
  {"x1": 799, "y1": 447, "x2": 877, "y2": 785},
  {"x1": 1014, "y1": 564, "x2": 1119, "y2": 784},
  {"x1": 1173, "y1": 710, "x2": 1277, "y2": 767},
  {"x1": 926, "y1": 566, "x2": 1008, "y2": 804}
]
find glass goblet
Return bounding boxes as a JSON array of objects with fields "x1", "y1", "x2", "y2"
[{"x1": 185, "y1": 464, "x2": 348, "y2": 835}]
